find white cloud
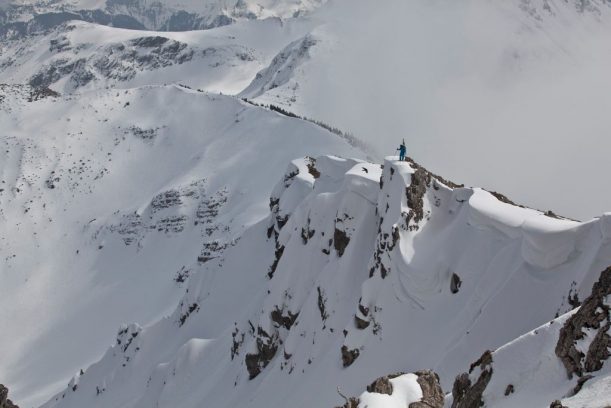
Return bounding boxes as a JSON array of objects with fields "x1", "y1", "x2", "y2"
[{"x1": 301, "y1": 0, "x2": 611, "y2": 220}]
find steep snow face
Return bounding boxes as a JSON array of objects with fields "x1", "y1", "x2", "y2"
[
  {"x1": 1, "y1": 0, "x2": 326, "y2": 32},
  {"x1": 0, "y1": 18, "x2": 316, "y2": 94},
  {"x1": 239, "y1": 33, "x2": 318, "y2": 104},
  {"x1": 446, "y1": 267, "x2": 611, "y2": 408},
  {"x1": 39, "y1": 155, "x2": 611, "y2": 408},
  {"x1": 0, "y1": 84, "x2": 365, "y2": 407}
]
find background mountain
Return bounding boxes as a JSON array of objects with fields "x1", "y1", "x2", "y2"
[
  {"x1": 0, "y1": 1, "x2": 609, "y2": 407},
  {"x1": 1, "y1": 0, "x2": 325, "y2": 33}
]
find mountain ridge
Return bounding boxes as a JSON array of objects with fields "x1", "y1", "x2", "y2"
[{"x1": 36, "y1": 154, "x2": 611, "y2": 408}]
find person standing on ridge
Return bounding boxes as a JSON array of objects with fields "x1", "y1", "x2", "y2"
[{"x1": 397, "y1": 139, "x2": 407, "y2": 161}]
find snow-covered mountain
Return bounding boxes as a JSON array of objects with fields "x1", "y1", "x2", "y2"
[
  {"x1": 1, "y1": 0, "x2": 325, "y2": 34},
  {"x1": 1, "y1": 0, "x2": 610, "y2": 407},
  {"x1": 0, "y1": 83, "x2": 366, "y2": 407},
  {"x1": 35, "y1": 154, "x2": 611, "y2": 408},
  {"x1": 0, "y1": 18, "x2": 319, "y2": 94}
]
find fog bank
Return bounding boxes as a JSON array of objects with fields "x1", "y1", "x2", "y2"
[{"x1": 302, "y1": 0, "x2": 611, "y2": 220}]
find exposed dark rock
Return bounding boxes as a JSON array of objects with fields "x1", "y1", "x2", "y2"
[
  {"x1": 231, "y1": 326, "x2": 244, "y2": 360},
  {"x1": 269, "y1": 197, "x2": 280, "y2": 212},
  {"x1": 270, "y1": 307, "x2": 299, "y2": 330},
  {"x1": 568, "y1": 284, "x2": 581, "y2": 309},
  {"x1": 276, "y1": 215, "x2": 289, "y2": 230},
  {"x1": 0, "y1": 385, "x2": 19, "y2": 408},
  {"x1": 405, "y1": 167, "x2": 431, "y2": 228},
  {"x1": 354, "y1": 300, "x2": 370, "y2": 329},
  {"x1": 245, "y1": 329, "x2": 279, "y2": 379},
  {"x1": 366, "y1": 373, "x2": 401, "y2": 395},
  {"x1": 151, "y1": 189, "x2": 182, "y2": 211},
  {"x1": 549, "y1": 400, "x2": 567, "y2": 408},
  {"x1": 198, "y1": 241, "x2": 228, "y2": 264},
  {"x1": 358, "y1": 302, "x2": 370, "y2": 317},
  {"x1": 301, "y1": 218, "x2": 315, "y2": 244},
  {"x1": 544, "y1": 210, "x2": 562, "y2": 219},
  {"x1": 585, "y1": 326, "x2": 610, "y2": 373},
  {"x1": 306, "y1": 157, "x2": 321, "y2": 179},
  {"x1": 572, "y1": 374, "x2": 593, "y2": 396},
  {"x1": 317, "y1": 287, "x2": 329, "y2": 322},
  {"x1": 333, "y1": 371, "x2": 443, "y2": 408},
  {"x1": 130, "y1": 36, "x2": 169, "y2": 48},
  {"x1": 26, "y1": 33, "x2": 197, "y2": 90},
  {"x1": 451, "y1": 273, "x2": 462, "y2": 294},
  {"x1": 155, "y1": 215, "x2": 187, "y2": 233},
  {"x1": 267, "y1": 245, "x2": 285, "y2": 279},
  {"x1": 283, "y1": 170, "x2": 299, "y2": 185},
  {"x1": 354, "y1": 314, "x2": 370, "y2": 330},
  {"x1": 504, "y1": 384, "x2": 514, "y2": 396},
  {"x1": 178, "y1": 303, "x2": 199, "y2": 326},
  {"x1": 555, "y1": 267, "x2": 610, "y2": 379},
  {"x1": 29, "y1": 57, "x2": 92, "y2": 89},
  {"x1": 452, "y1": 350, "x2": 494, "y2": 408},
  {"x1": 391, "y1": 226, "x2": 400, "y2": 249},
  {"x1": 405, "y1": 157, "x2": 463, "y2": 189},
  {"x1": 334, "y1": 387, "x2": 359, "y2": 408},
  {"x1": 341, "y1": 346, "x2": 360, "y2": 367},
  {"x1": 410, "y1": 370, "x2": 445, "y2": 408},
  {"x1": 174, "y1": 266, "x2": 190, "y2": 284},
  {"x1": 28, "y1": 86, "x2": 60, "y2": 101},
  {"x1": 129, "y1": 126, "x2": 158, "y2": 142},
  {"x1": 486, "y1": 190, "x2": 525, "y2": 208},
  {"x1": 469, "y1": 350, "x2": 493, "y2": 374},
  {"x1": 334, "y1": 228, "x2": 350, "y2": 257}
]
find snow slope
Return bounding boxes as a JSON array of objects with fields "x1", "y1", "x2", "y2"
[
  {"x1": 0, "y1": 18, "x2": 317, "y2": 94},
  {"x1": 38, "y1": 155, "x2": 611, "y2": 408},
  {"x1": 0, "y1": 83, "x2": 365, "y2": 407}
]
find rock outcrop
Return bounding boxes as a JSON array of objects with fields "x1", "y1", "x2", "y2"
[
  {"x1": 451, "y1": 350, "x2": 494, "y2": 408},
  {"x1": 410, "y1": 371, "x2": 444, "y2": 408},
  {"x1": 555, "y1": 266, "x2": 610, "y2": 381},
  {"x1": 333, "y1": 371, "x2": 443, "y2": 408},
  {"x1": 0, "y1": 385, "x2": 19, "y2": 408}
]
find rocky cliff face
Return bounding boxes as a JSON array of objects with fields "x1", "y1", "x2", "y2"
[{"x1": 0, "y1": 385, "x2": 18, "y2": 408}]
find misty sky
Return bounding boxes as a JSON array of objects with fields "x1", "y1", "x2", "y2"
[{"x1": 300, "y1": 0, "x2": 611, "y2": 221}]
